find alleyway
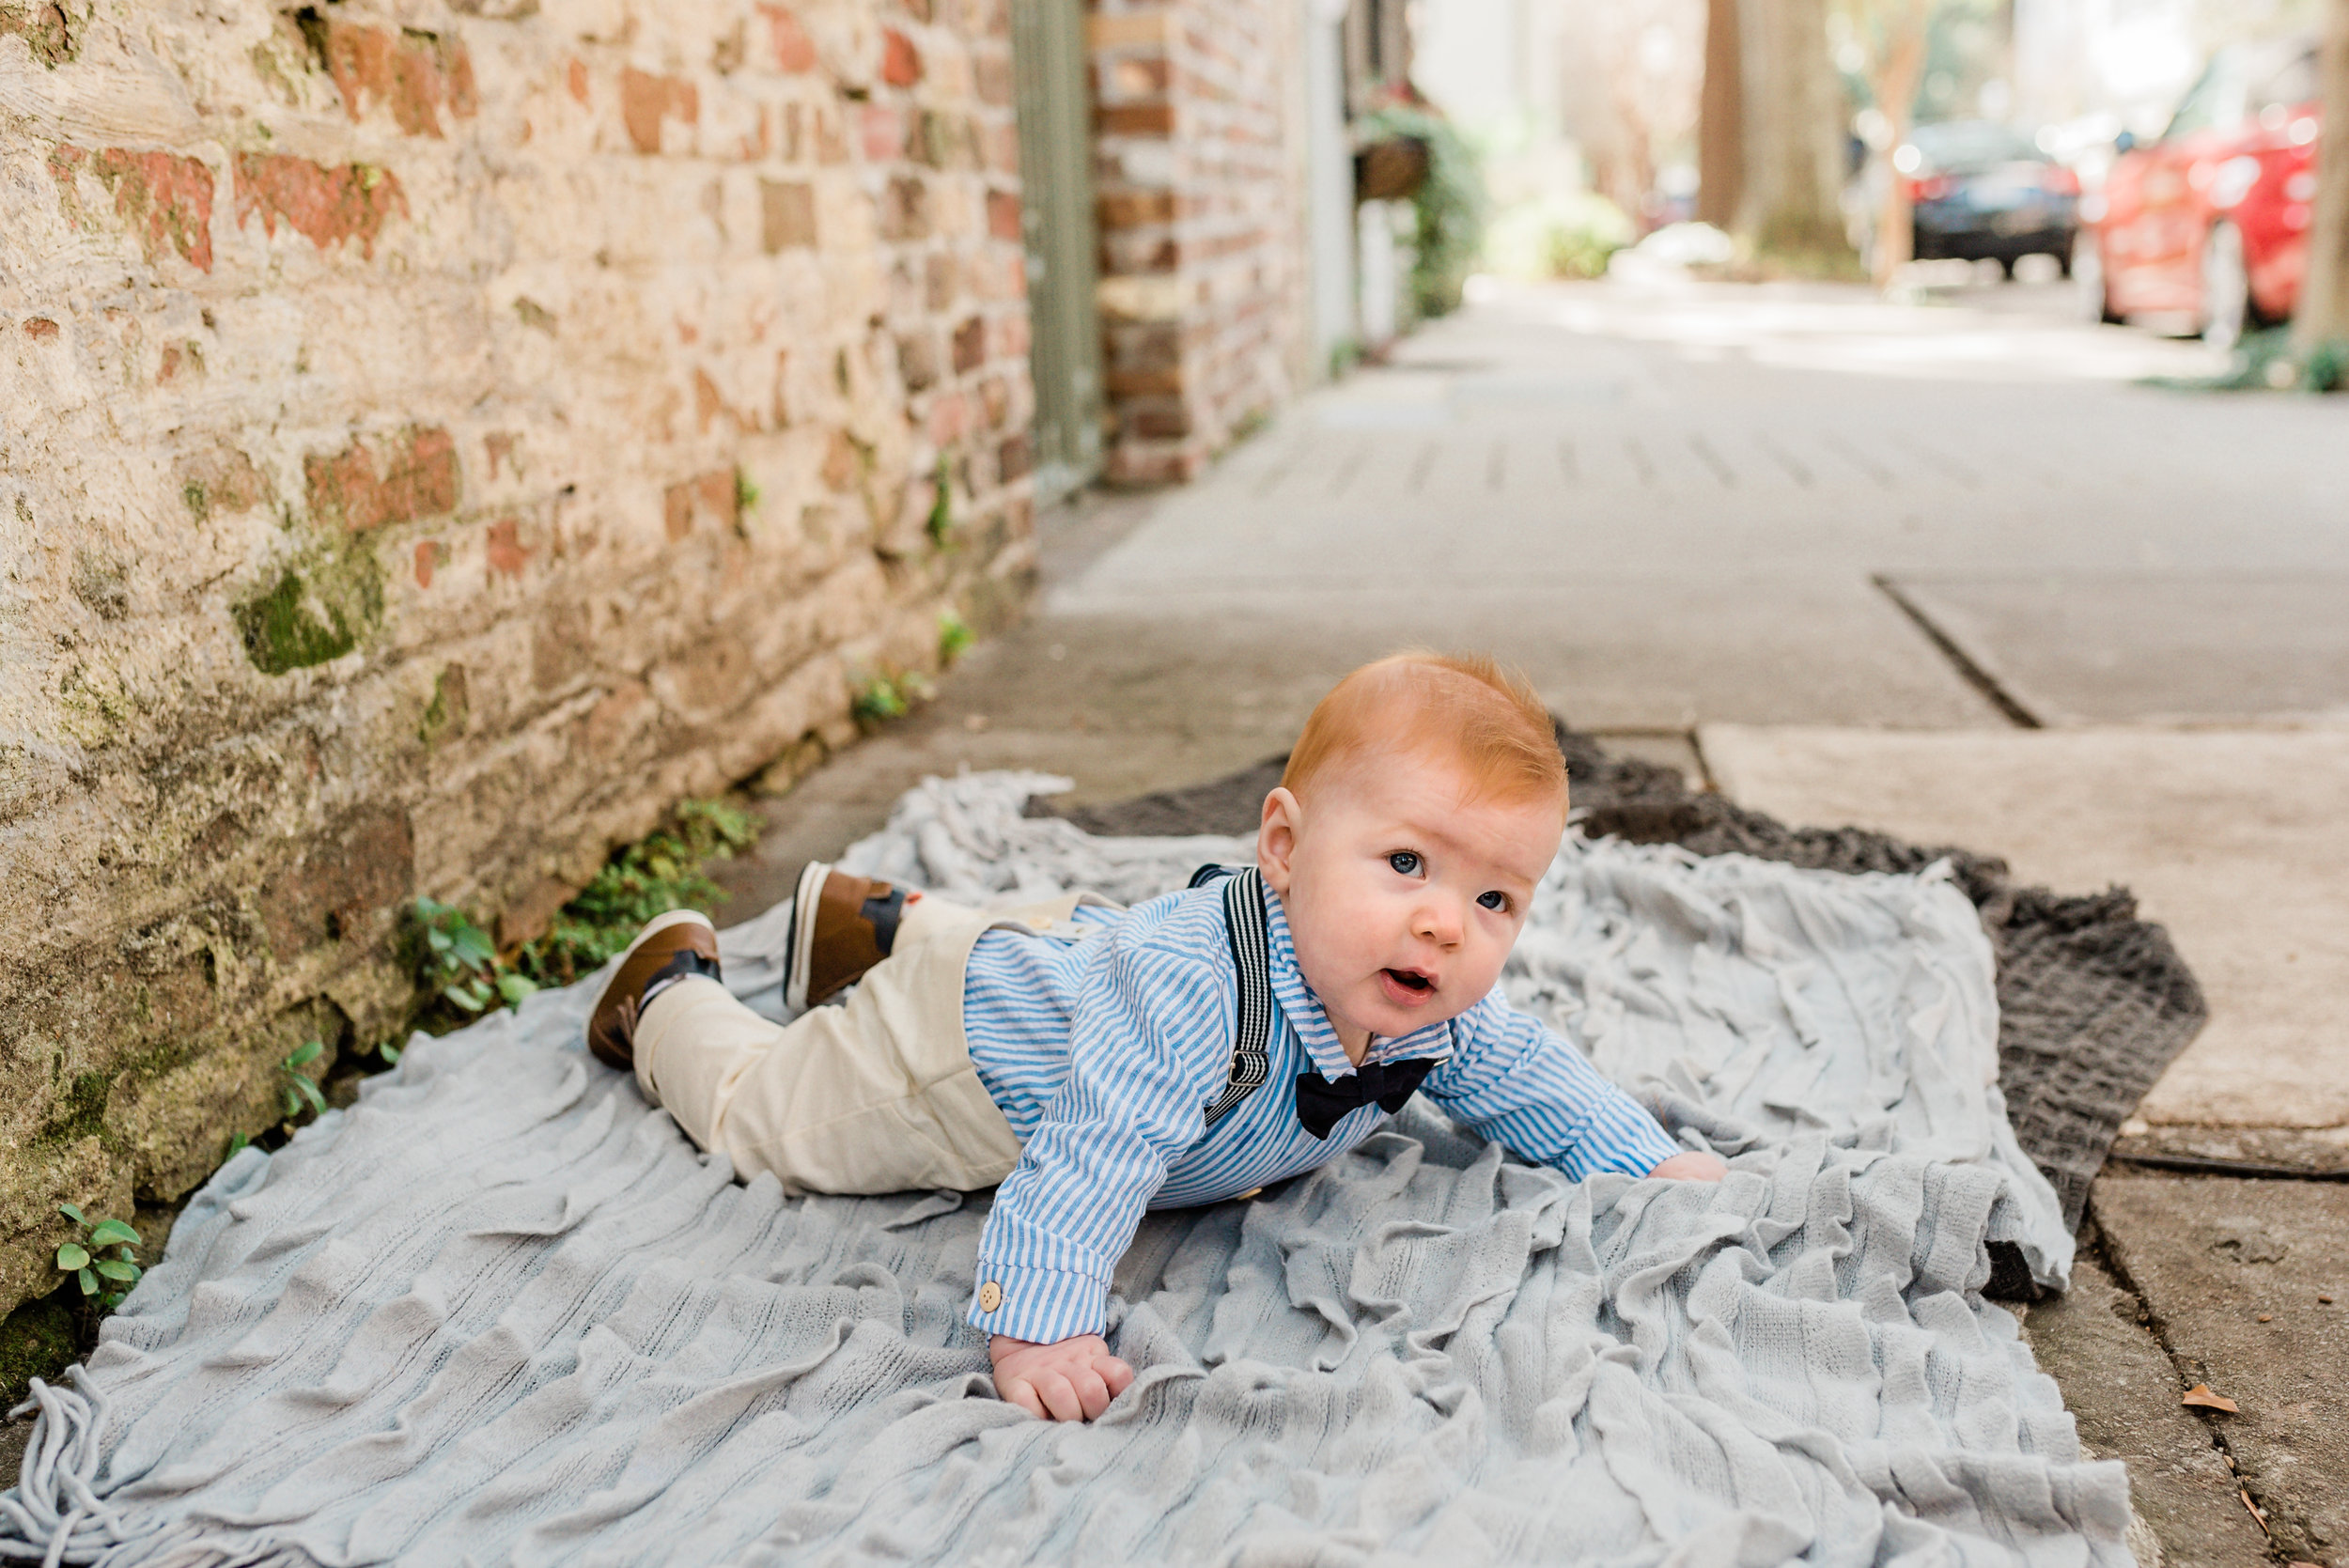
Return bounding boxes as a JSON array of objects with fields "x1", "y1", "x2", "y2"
[{"x1": 729, "y1": 271, "x2": 2349, "y2": 1564}]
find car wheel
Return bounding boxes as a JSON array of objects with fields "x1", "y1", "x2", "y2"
[
  {"x1": 2201, "y1": 221, "x2": 2251, "y2": 352},
  {"x1": 2072, "y1": 231, "x2": 2118, "y2": 324}
]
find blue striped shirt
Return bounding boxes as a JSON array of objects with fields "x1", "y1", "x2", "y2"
[{"x1": 957, "y1": 876, "x2": 1684, "y2": 1343}]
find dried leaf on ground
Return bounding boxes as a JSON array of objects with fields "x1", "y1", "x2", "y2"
[{"x1": 2181, "y1": 1383, "x2": 2240, "y2": 1412}]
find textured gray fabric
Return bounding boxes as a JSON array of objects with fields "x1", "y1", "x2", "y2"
[{"x1": 4, "y1": 775, "x2": 2123, "y2": 1568}]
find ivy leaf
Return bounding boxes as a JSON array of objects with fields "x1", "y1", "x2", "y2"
[
  {"x1": 57, "y1": 1203, "x2": 86, "y2": 1226},
  {"x1": 56, "y1": 1243, "x2": 89, "y2": 1271},
  {"x1": 443, "y1": 982, "x2": 487, "y2": 1012},
  {"x1": 88, "y1": 1219, "x2": 139, "y2": 1247},
  {"x1": 427, "y1": 926, "x2": 454, "y2": 953},
  {"x1": 496, "y1": 973, "x2": 539, "y2": 1008},
  {"x1": 452, "y1": 926, "x2": 495, "y2": 968},
  {"x1": 77, "y1": 1265, "x2": 98, "y2": 1296},
  {"x1": 95, "y1": 1259, "x2": 138, "y2": 1283}
]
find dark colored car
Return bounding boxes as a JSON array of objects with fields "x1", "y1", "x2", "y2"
[
  {"x1": 2077, "y1": 39, "x2": 2321, "y2": 349},
  {"x1": 1897, "y1": 120, "x2": 2080, "y2": 275}
]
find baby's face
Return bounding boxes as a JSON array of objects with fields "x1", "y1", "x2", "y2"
[{"x1": 1258, "y1": 751, "x2": 1563, "y2": 1051}]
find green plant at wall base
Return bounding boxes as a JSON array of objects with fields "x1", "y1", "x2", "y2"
[
  {"x1": 1357, "y1": 101, "x2": 1487, "y2": 318},
  {"x1": 412, "y1": 897, "x2": 506, "y2": 1012},
  {"x1": 926, "y1": 458, "x2": 953, "y2": 546},
  {"x1": 512, "y1": 800, "x2": 760, "y2": 988},
  {"x1": 852, "y1": 670, "x2": 934, "y2": 727},
  {"x1": 736, "y1": 468, "x2": 761, "y2": 515},
  {"x1": 55, "y1": 1204, "x2": 142, "y2": 1310},
  {"x1": 938, "y1": 610, "x2": 974, "y2": 664},
  {"x1": 280, "y1": 1040, "x2": 328, "y2": 1121}
]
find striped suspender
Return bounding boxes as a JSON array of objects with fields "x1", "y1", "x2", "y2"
[{"x1": 1193, "y1": 864, "x2": 1275, "y2": 1129}]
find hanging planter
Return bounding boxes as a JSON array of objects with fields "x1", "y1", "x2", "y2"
[{"x1": 1354, "y1": 135, "x2": 1430, "y2": 203}]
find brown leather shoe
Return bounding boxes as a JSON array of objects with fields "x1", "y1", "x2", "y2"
[
  {"x1": 785, "y1": 861, "x2": 915, "y2": 1013},
  {"x1": 588, "y1": 909, "x2": 720, "y2": 1071}
]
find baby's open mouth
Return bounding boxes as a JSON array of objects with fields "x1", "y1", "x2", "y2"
[{"x1": 1383, "y1": 968, "x2": 1434, "y2": 995}]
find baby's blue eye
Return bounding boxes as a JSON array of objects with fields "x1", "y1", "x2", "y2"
[
  {"x1": 1477, "y1": 891, "x2": 1510, "y2": 912},
  {"x1": 1389, "y1": 851, "x2": 1422, "y2": 877}
]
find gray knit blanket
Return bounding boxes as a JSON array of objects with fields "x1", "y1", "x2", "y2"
[{"x1": 5, "y1": 774, "x2": 2125, "y2": 1567}]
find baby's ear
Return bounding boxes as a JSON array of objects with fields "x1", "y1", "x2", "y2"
[{"x1": 1256, "y1": 787, "x2": 1301, "y2": 892}]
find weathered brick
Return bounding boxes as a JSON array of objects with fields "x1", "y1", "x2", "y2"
[
  {"x1": 879, "y1": 174, "x2": 928, "y2": 240},
  {"x1": 897, "y1": 330, "x2": 941, "y2": 391},
  {"x1": 951, "y1": 315, "x2": 986, "y2": 373},
  {"x1": 879, "y1": 27, "x2": 923, "y2": 86},
  {"x1": 620, "y1": 68, "x2": 699, "y2": 154},
  {"x1": 1098, "y1": 190, "x2": 1174, "y2": 229},
  {"x1": 663, "y1": 471, "x2": 739, "y2": 538},
  {"x1": 1098, "y1": 103, "x2": 1175, "y2": 136},
  {"x1": 758, "y1": 3, "x2": 820, "y2": 71},
  {"x1": 484, "y1": 517, "x2": 529, "y2": 578},
  {"x1": 234, "y1": 154, "x2": 408, "y2": 258},
  {"x1": 304, "y1": 427, "x2": 459, "y2": 532},
  {"x1": 860, "y1": 105, "x2": 904, "y2": 162},
  {"x1": 760, "y1": 179, "x2": 817, "y2": 250},
  {"x1": 50, "y1": 146, "x2": 217, "y2": 272},
  {"x1": 259, "y1": 806, "x2": 415, "y2": 960},
  {"x1": 321, "y1": 23, "x2": 477, "y2": 138},
  {"x1": 997, "y1": 430, "x2": 1032, "y2": 481},
  {"x1": 986, "y1": 187, "x2": 1022, "y2": 241}
]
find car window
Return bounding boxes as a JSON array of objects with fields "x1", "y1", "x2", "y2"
[
  {"x1": 1908, "y1": 120, "x2": 2041, "y2": 173},
  {"x1": 2252, "y1": 48, "x2": 2319, "y2": 112},
  {"x1": 2163, "y1": 54, "x2": 2248, "y2": 140}
]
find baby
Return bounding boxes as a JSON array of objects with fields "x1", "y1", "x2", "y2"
[{"x1": 587, "y1": 651, "x2": 1726, "y2": 1422}]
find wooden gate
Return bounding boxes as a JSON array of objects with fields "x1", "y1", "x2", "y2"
[{"x1": 1010, "y1": 0, "x2": 1104, "y2": 504}]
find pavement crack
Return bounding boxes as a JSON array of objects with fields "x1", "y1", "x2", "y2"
[
  {"x1": 2110, "y1": 1151, "x2": 2349, "y2": 1182},
  {"x1": 2090, "y1": 1220, "x2": 2302, "y2": 1563},
  {"x1": 1870, "y1": 575, "x2": 2043, "y2": 728}
]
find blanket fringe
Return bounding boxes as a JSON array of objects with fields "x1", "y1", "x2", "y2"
[{"x1": 1, "y1": 1368, "x2": 139, "y2": 1567}]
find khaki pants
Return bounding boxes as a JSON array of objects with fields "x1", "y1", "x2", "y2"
[{"x1": 633, "y1": 893, "x2": 1092, "y2": 1195}]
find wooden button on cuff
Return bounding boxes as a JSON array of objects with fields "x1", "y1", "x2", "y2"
[{"x1": 978, "y1": 1281, "x2": 1003, "y2": 1312}]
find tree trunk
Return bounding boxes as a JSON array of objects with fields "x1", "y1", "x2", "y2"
[
  {"x1": 1733, "y1": 0, "x2": 1853, "y2": 264},
  {"x1": 2293, "y1": 0, "x2": 2349, "y2": 351},
  {"x1": 1870, "y1": 0, "x2": 1934, "y2": 287},
  {"x1": 1698, "y1": 0, "x2": 1744, "y2": 228}
]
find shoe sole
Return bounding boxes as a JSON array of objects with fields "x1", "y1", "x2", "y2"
[
  {"x1": 590, "y1": 908, "x2": 721, "y2": 1025},
  {"x1": 784, "y1": 861, "x2": 832, "y2": 1015}
]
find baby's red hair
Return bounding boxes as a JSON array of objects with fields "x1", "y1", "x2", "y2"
[{"x1": 1282, "y1": 651, "x2": 1566, "y2": 816}]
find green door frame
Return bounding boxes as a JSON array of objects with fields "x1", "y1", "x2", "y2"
[{"x1": 1010, "y1": 0, "x2": 1105, "y2": 505}]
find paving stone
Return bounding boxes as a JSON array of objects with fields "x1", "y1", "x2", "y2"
[
  {"x1": 2023, "y1": 1247, "x2": 2276, "y2": 1568},
  {"x1": 2094, "y1": 1175, "x2": 2349, "y2": 1565},
  {"x1": 1700, "y1": 725, "x2": 2349, "y2": 1132}
]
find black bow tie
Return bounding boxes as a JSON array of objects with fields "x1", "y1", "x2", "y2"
[{"x1": 1294, "y1": 1059, "x2": 1440, "y2": 1140}]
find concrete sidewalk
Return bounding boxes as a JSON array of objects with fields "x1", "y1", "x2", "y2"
[{"x1": 725, "y1": 273, "x2": 2349, "y2": 1566}]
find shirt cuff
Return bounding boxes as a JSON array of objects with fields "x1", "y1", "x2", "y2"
[
  {"x1": 1554, "y1": 1094, "x2": 1686, "y2": 1180},
  {"x1": 967, "y1": 1261, "x2": 1110, "y2": 1344}
]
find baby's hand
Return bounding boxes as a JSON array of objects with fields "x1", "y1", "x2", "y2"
[
  {"x1": 1648, "y1": 1151, "x2": 1729, "y2": 1182},
  {"x1": 989, "y1": 1332, "x2": 1135, "y2": 1421}
]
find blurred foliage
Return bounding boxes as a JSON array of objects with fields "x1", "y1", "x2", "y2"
[
  {"x1": 2142, "y1": 327, "x2": 2348, "y2": 395},
  {"x1": 1485, "y1": 192, "x2": 1637, "y2": 282},
  {"x1": 1360, "y1": 101, "x2": 1487, "y2": 318},
  {"x1": 515, "y1": 800, "x2": 760, "y2": 988},
  {"x1": 405, "y1": 799, "x2": 760, "y2": 1008}
]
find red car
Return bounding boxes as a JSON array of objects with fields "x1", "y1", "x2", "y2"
[{"x1": 2077, "y1": 38, "x2": 2321, "y2": 348}]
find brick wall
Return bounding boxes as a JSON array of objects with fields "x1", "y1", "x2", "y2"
[
  {"x1": 0, "y1": 0, "x2": 1033, "y2": 1312},
  {"x1": 1089, "y1": 0, "x2": 1309, "y2": 484}
]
